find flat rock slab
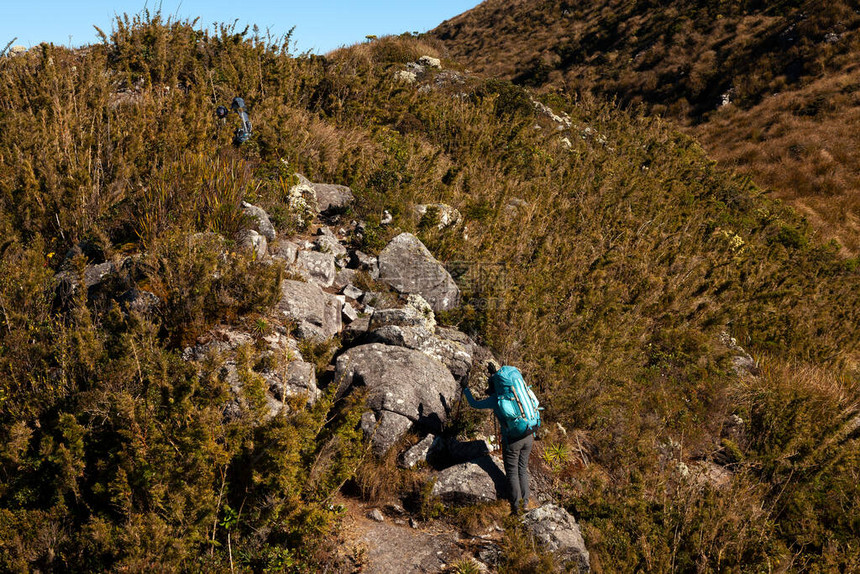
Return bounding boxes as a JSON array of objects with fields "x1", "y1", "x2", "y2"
[{"x1": 378, "y1": 233, "x2": 460, "y2": 312}]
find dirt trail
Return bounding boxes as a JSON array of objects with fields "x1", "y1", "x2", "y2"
[{"x1": 339, "y1": 499, "x2": 500, "y2": 573}]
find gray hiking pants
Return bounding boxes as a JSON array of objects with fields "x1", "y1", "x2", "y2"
[{"x1": 502, "y1": 432, "x2": 534, "y2": 512}]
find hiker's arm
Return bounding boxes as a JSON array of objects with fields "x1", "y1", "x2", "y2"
[{"x1": 463, "y1": 387, "x2": 495, "y2": 409}]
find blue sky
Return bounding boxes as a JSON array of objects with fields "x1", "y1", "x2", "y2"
[{"x1": 2, "y1": 1, "x2": 481, "y2": 54}]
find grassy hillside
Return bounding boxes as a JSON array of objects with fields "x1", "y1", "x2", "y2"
[
  {"x1": 0, "y1": 12, "x2": 858, "y2": 572},
  {"x1": 431, "y1": 0, "x2": 860, "y2": 254}
]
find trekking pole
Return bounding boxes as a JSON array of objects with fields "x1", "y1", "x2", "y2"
[{"x1": 452, "y1": 381, "x2": 465, "y2": 435}]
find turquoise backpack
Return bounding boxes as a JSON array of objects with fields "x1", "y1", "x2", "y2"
[{"x1": 492, "y1": 366, "x2": 542, "y2": 438}]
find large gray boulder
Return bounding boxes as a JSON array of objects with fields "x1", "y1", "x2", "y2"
[
  {"x1": 522, "y1": 504, "x2": 590, "y2": 573},
  {"x1": 277, "y1": 279, "x2": 342, "y2": 340},
  {"x1": 292, "y1": 173, "x2": 355, "y2": 214},
  {"x1": 369, "y1": 294, "x2": 436, "y2": 332},
  {"x1": 270, "y1": 239, "x2": 300, "y2": 265},
  {"x1": 365, "y1": 295, "x2": 474, "y2": 380},
  {"x1": 313, "y1": 182, "x2": 354, "y2": 214},
  {"x1": 430, "y1": 455, "x2": 506, "y2": 504},
  {"x1": 334, "y1": 344, "x2": 459, "y2": 455},
  {"x1": 378, "y1": 233, "x2": 460, "y2": 312},
  {"x1": 368, "y1": 325, "x2": 473, "y2": 381}
]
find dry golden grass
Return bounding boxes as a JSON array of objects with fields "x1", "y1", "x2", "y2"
[
  {"x1": 431, "y1": 0, "x2": 860, "y2": 254},
  {"x1": 696, "y1": 67, "x2": 860, "y2": 254}
]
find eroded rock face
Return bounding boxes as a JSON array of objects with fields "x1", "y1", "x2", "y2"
[
  {"x1": 430, "y1": 455, "x2": 506, "y2": 504},
  {"x1": 378, "y1": 233, "x2": 460, "y2": 312},
  {"x1": 334, "y1": 343, "x2": 459, "y2": 454},
  {"x1": 521, "y1": 504, "x2": 590, "y2": 573},
  {"x1": 277, "y1": 279, "x2": 342, "y2": 341}
]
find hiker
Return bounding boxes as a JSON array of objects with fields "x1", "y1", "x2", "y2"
[
  {"x1": 215, "y1": 98, "x2": 253, "y2": 145},
  {"x1": 230, "y1": 97, "x2": 252, "y2": 145},
  {"x1": 462, "y1": 361, "x2": 541, "y2": 513}
]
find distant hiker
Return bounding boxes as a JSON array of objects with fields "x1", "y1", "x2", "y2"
[
  {"x1": 463, "y1": 361, "x2": 542, "y2": 513},
  {"x1": 215, "y1": 97, "x2": 252, "y2": 145}
]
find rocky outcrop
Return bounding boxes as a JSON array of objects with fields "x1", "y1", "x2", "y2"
[
  {"x1": 277, "y1": 279, "x2": 342, "y2": 341},
  {"x1": 521, "y1": 504, "x2": 590, "y2": 573},
  {"x1": 361, "y1": 295, "x2": 475, "y2": 381},
  {"x1": 378, "y1": 233, "x2": 460, "y2": 312},
  {"x1": 334, "y1": 344, "x2": 459, "y2": 454},
  {"x1": 369, "y1": 294, "x2": 436, "y2": 331}
]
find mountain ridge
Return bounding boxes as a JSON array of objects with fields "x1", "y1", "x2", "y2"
[{"x1": 431, "y1": 0, "x2": 860, "y2": 253}]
